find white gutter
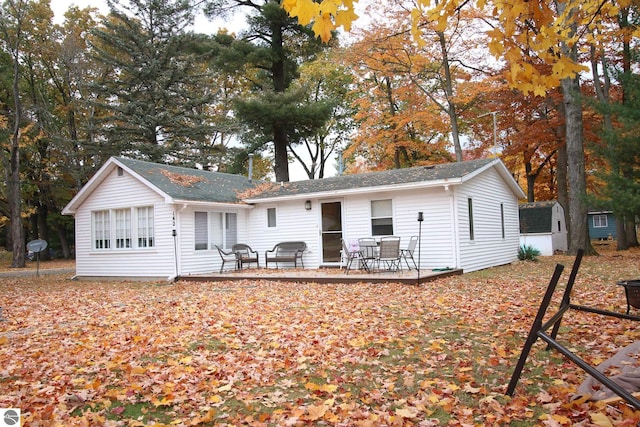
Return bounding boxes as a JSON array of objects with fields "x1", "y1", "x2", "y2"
[{"x1": 244, "y1": 178, "x2": 463, "y2": 204}]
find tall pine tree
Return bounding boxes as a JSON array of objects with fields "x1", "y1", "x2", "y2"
[
  {"x1": 90, "y1": 0, "x2": 215, "y2": 164},
  {"x1": 205, "y1": 0, "x2": 333, "y2": 182}
]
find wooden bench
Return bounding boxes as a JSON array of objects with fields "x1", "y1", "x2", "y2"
[{"x1": 265, "y1": 241, "x2": 307, "y2": 268}]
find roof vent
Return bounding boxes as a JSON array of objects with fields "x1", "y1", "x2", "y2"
[{"x1": 117, "y1": 166, "x2": 124, "y2": 176}]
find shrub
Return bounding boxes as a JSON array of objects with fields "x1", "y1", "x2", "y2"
[{"x1": 518, "y1": 244, "x2": 541, "y2": 261}]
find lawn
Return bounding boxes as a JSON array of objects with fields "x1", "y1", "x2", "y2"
[{"x1": 1, "y1": 245, "x2": 639, "y2": 426}]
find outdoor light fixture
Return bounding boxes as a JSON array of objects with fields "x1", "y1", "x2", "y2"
[{"x1": 305, "y1": 200, "x2": 312, "y2": 211}]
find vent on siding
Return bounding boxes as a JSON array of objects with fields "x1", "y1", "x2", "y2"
[{"x1": 117, "y1": 167, "x2": 124, "y2": 176}]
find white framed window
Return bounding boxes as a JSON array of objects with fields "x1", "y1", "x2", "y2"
[
  {"x1": 137, "y1": 206, "x2": 154, "y2": 248},
  {"x1": 267, "y1": 207, "x2": 277, "y2": 228},
  {"x1": 593, "y1": 214, "x2": 608, "y2": 228},
  {"x1": 93, "y1": 210, "x2": 111, "y2": 249},
  {"x1": 115, "y1": 209, "x2": 131, "y2": 248},
  {"x1": 92, "y1": 206, "x2": 154, "y2": 250},
  {"x1": 468, "y1": 198, "x2": 475, "y2": 240},
  {"x1": 194, "y1": 211, "x2": 237, "y2": 250},
  {"x1": 371, "y1": 199, "x2": 393, "y2": 236},
  {"x1": 500, "y1": 203, "x2": 505, "y2": 239}
]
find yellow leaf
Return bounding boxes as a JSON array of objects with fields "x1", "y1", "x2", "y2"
[
  {"x1": 306, "y1": 403, "x2": 327, "y2": 421},
  {"x1": 0, "y1": 336, "x2": 8, "y2": 345},
  {"x1": 289, "y1": 0, "x2": 319, "y2": 26},
  {"x1": 312, "y1": 13, "x2": 335, "y2": 43},
  {"x1": 590, "y1": 412, "x2": 614, "y2": 427},
  {"x1": 217, "y1": 383, "x2": 233, "y2": 392},
  {"x1": 395, "y1": 406, "x2": 419, "y2": 419},
  {"x1": 208, "y1": 395, "x2": 222, "y2": 403}
]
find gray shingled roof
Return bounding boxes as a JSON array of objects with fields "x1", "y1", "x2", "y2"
[
  {"x1": 247, "y1": 158, "x2": 497, "y2": 200},
  {"x1": 117, "y1": 157, "x2": 499, "y2": 203},
  {"x1": 116, "y1": 157, "x2": 257, "y2": 204},
  {"x1": 519, "y1": 201, "x2": 556, "y2": 233}
]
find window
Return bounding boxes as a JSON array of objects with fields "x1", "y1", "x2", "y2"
[
  {"x1": 93, "y1": 210, "x2": 111, "y2": 249},
  {"x1": 557, "y1": 220, "x2": 562, "y2": 232},
  {"x1": 194, "y1": 211, "x2": 237, "y2": 250},
  {"x1": 92, "y1": 206, "x2": 154, "y2": 250},
  {"x1": 371, "y1": 199, "x2": 393, "y2": 236},
  {"x1": 593, "y1": 214, "x2": 608, "y2": 228},
  {"x1": 267, "y1": 207, "x2": 277, "y2": 228},
  {"x1": 138, "y1": 207, "x2": 154, "y2": 248},
  {"x1": 500, "y1": 203, "x2": 505, "y2": 239},
  {"x1": 468, "y1": 198, "x2": 475, "y2": 240},
  {"x1": 115, "y1": 209, "x2": 131, "y2": 248}
]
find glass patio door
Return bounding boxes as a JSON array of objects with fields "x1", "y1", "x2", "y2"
[{"x1": 321, "y1": 201, "x2": 343, "y2": 264}]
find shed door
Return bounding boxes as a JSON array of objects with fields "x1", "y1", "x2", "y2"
[{"x1": 321, "y1": 201, "x2": 343, "y2": 264}]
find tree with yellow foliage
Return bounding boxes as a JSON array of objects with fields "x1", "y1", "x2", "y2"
[{"x1": 283, "y1": 0, "x2": 638, "y2": 255}]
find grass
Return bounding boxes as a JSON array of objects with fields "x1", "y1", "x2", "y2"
[{"x1": 1, "y1": 242, "x2": 639, "y2": 425}]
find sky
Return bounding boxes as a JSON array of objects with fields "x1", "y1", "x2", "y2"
[{"x1": 49, "y1": 0, "x2": 340, "y2": 181}]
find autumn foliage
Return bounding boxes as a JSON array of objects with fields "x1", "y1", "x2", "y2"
[{"x1": 1, "y1": 245, "x2": 640, "y2": 425}]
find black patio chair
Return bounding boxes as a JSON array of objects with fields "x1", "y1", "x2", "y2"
[
  {"x1": 618, "y1": 279, "x2": 640, "y2": 314},
  {"x1": 215, "y1": 245, "x2": 239, "y2": 273},
  {"x1": 232, "y1": 243, "x2": 259, "y2": 270}
]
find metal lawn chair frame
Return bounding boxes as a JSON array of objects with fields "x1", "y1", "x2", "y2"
[
  {"x1": 358, "y1": 238, "x2": 378, "y2": 273},
  {"x1": 377, "y1": 236, "x2": 401, "y2": 272},
  {"x1": 506, "y1": 249, "x2": 640, "y2": 410},
  {"x1": 401, "y1": 236, "x2": 418, "y2": 270},
  {"x1": 341, "y1": 239, "x2": 361, "y2": 274}
]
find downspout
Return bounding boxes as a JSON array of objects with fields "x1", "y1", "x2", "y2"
[
  {"x1": 171, "y1": 204, "x2": 188, "y2": 281},
  {"x1": 445, "y1": 183, "x2": 460, "y2": 270}
]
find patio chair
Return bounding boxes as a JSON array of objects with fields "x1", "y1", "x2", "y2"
[
  {"x1": 233, "y1": 243, "x2": 259, "y2": 270},
  {"x1": 400, "y1": 236, "x2": 418, "y2": 270},
  {"x1": 215, "y1": 245, "x2": 239, "y2": 273},
  {"x1": 378, "y1": 236, "x2": 401, "y2": 272},
  {"x1": 618, "y1": 279, "x2": 640, "y2": 314},
  {"x1": 341, "y1": 239, "x2": 361, "y2": 274},
  {"x1": 358, "y1": 238, "x2": 378, "y2": 272}
]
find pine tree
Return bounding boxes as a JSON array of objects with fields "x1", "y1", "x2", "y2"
[
  {"x1": 205, "y1": 0, "x2": 333, "y2": 182},
  {"x1": 89, "y1": 0, "x2": 216, "y2": 164}
]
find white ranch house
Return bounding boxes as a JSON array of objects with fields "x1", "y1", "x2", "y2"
[{"x1": 62, "y1": 157, "x2": 526, "y2": 280}]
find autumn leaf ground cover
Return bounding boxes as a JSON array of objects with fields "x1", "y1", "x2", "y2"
[{"x1": 1, "y1": 244, "x2": 640, "y2": 426}]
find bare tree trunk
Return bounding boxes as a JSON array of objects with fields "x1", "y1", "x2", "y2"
[
  {"x1": 438, "y1": 31, "x2": 463, "y2": 162},
  {"x1": 627, "y1": 218, "x2": 639, "y2": 247},
  {"x1": 1, "y1": 1, "x2": 26, "y2": 268},
  {"x1": 561, "y1": 74, "x2": 595, "y2": 255}
]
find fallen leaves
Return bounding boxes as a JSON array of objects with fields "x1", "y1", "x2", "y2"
[{"x1": 1, "y1": 247, "x2": 639, "y2": 425}]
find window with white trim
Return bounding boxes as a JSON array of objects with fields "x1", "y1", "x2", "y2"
[
  {"x1": 371, "y1": 199, "x2": 393, "y2": 236},
  {"x1": 137, "y1": 207, "x2": 154, "y2": 248},
  {"x1": 194, "y1": 211, "x2": 237, "y2": 250},
  {"x1": 593, "y1": 214, "x2": 608, "y2": 228},
  {"x1": 267, "y1": 207, "x2": 277, "y2": 228},
  {"x1": 92, "y1": 206, "x2": 154, "y2": 250},
  {"x1": 468, "y1": 198, "x2": 475, "y2": 240},
  {"x1": 115, "y1": 208, "x2": 131, "y2": 248},
  {"x1": 93, "y1": 210, "x2": 111, "y2": 249}
]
